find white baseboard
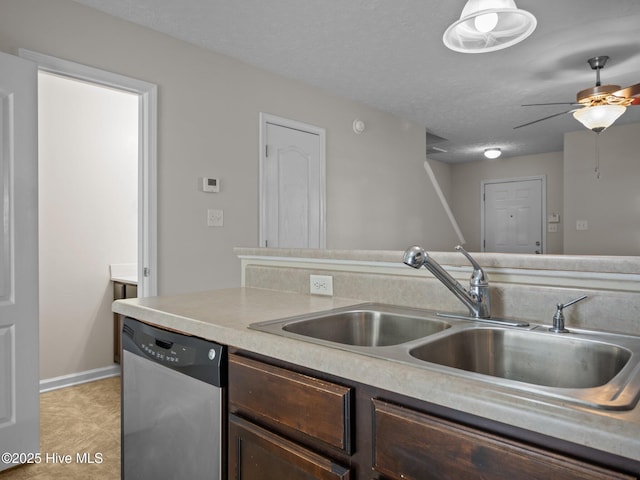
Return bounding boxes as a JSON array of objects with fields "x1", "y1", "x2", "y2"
[{"x1": 40, "y1": 364, "x2": 121, "y2": 393}]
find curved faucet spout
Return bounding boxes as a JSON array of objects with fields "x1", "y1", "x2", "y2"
[{"x1": 403, "y1": 245, "x2": 491, "y2": 319}]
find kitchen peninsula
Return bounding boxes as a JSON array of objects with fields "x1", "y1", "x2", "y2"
[{"x1": 113, "y1": 248, "x2": 640, "y2": 479}]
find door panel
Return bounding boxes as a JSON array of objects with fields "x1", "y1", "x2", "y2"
[
  {"x1": 276, "y1": 143, "x2": 311, "y2": 247},
  {"x1": 483, "y1": 178, "x2": 543, "y2": 254},
  {"x1": 0, "y1": 52, "x2": 39, "y2": 472},
  {"x1": 261, "y1": 118, "x2": 325, "y2": 248}
]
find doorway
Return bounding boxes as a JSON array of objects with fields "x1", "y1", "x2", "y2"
[
  {"x1": 259, "y1": 113, "x2": 326, "y2": 248},
  {"x1": 19, "y1": 49, "x2": 157, "y2": 385},
  {"x1": 482, "y1": 176, "x2": 546, "y2": 254}
]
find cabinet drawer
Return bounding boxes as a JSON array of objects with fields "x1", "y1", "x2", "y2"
[
  {"x1": 372, "y1": 399, "x2": 633, "y2": 480},
  {"x1": 229, "y1": 354, "x2": 353, "y2": 453},
  {"x1": 229, "y1": 414, "x2": 350, "y2": 480}
]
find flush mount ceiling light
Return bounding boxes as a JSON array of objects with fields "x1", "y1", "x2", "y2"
[
  {"x1": 443, "y1": 0, "x2": 537, "y2": 54},
  {"x1": 572, "y1": 105, "x2": 627, "y2": 133},
  {"x1": 484, "y1": 148, "x2": 502, "y2": 159}
]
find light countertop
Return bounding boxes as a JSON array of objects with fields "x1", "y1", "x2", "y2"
[
  {"x1": 109, "y1": 263, "x2": 138, "y2": 286},
  {"x1": 112, "y1": 287, "x2": 640, "y2": 462}
]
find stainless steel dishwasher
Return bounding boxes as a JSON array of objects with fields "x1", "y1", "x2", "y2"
[{"x1": 121, "y1": 317, "x2": 226, "y2": 479}]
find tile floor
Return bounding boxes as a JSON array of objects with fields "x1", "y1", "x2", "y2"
[{"x1": 0, "y1": 377, "x2": 120, "y2": 479}]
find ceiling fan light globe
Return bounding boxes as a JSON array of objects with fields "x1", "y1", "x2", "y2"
[
  {"x1": 572, "y1": 105, "x2": 626, "y2": 133},
  {"x1": 443, "y1": 0, "x2": 537, "y2": 53}
]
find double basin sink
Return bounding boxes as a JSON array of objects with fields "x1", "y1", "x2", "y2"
[{"x1": 250, "y1": 303, "x2": 640, "y2": 410}]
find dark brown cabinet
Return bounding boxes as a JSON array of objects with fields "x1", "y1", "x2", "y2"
[
  {"x1": 229, "y1": 414, "x2": 350, "y2": 480},
  {"x1": 372, "y1": 399, "x2": 634, "y2": 480},
  {"x1": 229, "y1": 353, "x2": 353, "y2": 480},
  {"x1": 229, "y1": 354, "x2": 353, "y2": 453},
  {"x1": 112, "y1": 280, "x2": 137, "y2": 363},
  {"x1": 228, "y1": 351, "x2": 639, "y2": 480}
]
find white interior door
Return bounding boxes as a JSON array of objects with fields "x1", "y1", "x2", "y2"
[
  {"x1": 0, "y1": 52, "x2": 39, "y2": 471},
  {"x1": 482, "y1": 177, "x2": 545, "y2": 254},
  {"x1": 260, "y1": 115, "x2": 325, "y2": 248}
]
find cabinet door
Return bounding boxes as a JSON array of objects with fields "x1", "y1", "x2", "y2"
[
  {"x1": 229, "y1": 414, "x2": 350, "y2": 480},
  {"x1": 372, "y1": 399, "x2": 633, "y2": 480},
  {"x1": 229, "y1": 354, "x2": 353, "y2": 452}
]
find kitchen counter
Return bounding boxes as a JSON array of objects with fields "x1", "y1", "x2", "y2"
[
  {"x1": 112, "y1": 286, "x2": 640, "y2": 462},
  {"x1": 109, "y1": 263, "x2": 138, "y2": 286}
]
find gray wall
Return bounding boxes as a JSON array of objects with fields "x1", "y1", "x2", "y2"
[
  {"x1": 38, "y1": 72, "x2": 138, "y2": 379},
  {"x1": 564, "y1": 123, "x2": 640, "y2": 255},
  {"x1": 0, "y1": 0, "x2": 460, "y2": 380},
  {"x1": 0, "y1": 0, "x2": 458, "y2": 298}
]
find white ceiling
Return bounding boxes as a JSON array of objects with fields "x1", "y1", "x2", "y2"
[{"x1": 72, "y1": 0, "x2": 640, "y2": 163}]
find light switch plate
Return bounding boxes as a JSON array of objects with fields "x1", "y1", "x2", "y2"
[{"x1": 207, "y1": 209, "x2": 223, "y2": 227}]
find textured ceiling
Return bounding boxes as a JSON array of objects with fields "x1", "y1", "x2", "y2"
[{"x1": 72, "y1": 0, "x2": 640, "y2": 163}]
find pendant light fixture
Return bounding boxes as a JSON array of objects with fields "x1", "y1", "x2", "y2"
[{"x1": 443, "y1": 0, "x2": 537, "y2": 54}]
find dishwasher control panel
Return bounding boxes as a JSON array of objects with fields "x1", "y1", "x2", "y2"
[
  {"x1": 137, "y1": 331, "x2": 196, "y2": 366},
  {"x1": 122, "y1": 317, "x2": 226, "y2": 387}
]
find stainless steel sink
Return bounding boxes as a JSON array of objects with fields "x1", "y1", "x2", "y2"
[
  {"x1": 283, "y1": 309, "x2": 450, "y2": 346},
  {"x1": 250, "y1": 303, "x2": 640, "y2": 410},
  {"x1": 409, "y1": 327, "x2": 631, "y2": 389},
  {"x1": 254, "y1": 303, "x2": 450, "y2": 347}
]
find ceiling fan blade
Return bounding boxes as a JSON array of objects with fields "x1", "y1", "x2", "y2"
[
  {"x1": 513, "y1": 109, "x2": 575, "y2": 129},
  {"x1": 612, "y1": 82, "x2": 640, "y2": 99},
  {"x1": 521, "y1": 102, "x2": 580, "y2": 106}
]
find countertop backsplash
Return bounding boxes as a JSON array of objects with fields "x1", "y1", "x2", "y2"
[{"x1": 236, "y1": 248, "x2": 640, "y2": 336}]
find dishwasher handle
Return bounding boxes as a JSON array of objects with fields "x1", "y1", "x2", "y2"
[{"x1": 155, "y1": 338, "x2": 174, "y2": 350}]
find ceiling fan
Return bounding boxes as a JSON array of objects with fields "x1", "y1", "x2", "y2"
[{"x1": 515, "y1": 56, "x2": 640, "y2": 132}]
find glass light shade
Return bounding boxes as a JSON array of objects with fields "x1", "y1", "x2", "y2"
[
  {"x1": 572, "y1": 105, "x2": 626, "y2": 133},
  {"x1": 474, "y1": 12, "x2": 499, "y2": 32},
  {"x1": 443, "y1": 0, "x2": 537, "y2": 53},
  {"x1": 484, "y1": 148, "x2": 502, "y2": 159}
]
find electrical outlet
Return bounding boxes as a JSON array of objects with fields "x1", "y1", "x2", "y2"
[
  {"x1": 576, "y1": 220, "x2": 588, "y2": 231},
  {"x1": 310, "y1": 274, "x2": 333, "y2": 296}
]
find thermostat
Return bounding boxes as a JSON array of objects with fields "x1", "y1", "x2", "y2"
[{"x1": 202, "y1": 177, "x2": 220, "y2": 193}]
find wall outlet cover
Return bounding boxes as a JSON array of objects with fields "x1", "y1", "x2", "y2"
[
  {"x1": 310, "y1": 274, "x2": 333, "y2": 296},
  {"x1": 576, "y1": 220, "x2": 588, "y2": 231}
]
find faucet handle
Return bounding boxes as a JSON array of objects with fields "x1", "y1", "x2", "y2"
[
  {"x1": 549, "y1": 295, "x2": 587, "y2": 333},
  {"x1": 557, "y1": 294, "x2": 588, "y2": 311},
  {"x1": 455, "y1": 246, "x2": 488, "y2": 287}
]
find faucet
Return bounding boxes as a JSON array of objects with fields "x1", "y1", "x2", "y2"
[
  {"x1": 403, "y1": 245, "x2": 490, "y2": 319},
  {"x1": 549, "y1": 295, "x2": 587, "y2": 333}
]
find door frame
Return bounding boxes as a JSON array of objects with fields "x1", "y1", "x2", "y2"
[
  {"x1": 481, "y1": 175, "x2": 546, "y2": 254},
  {"x1": 258, "y1": 113, "x2": 326, "y2": 248},
  {"x1": 19, "y1": 49, "x2": 158, "y2": 297}
]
